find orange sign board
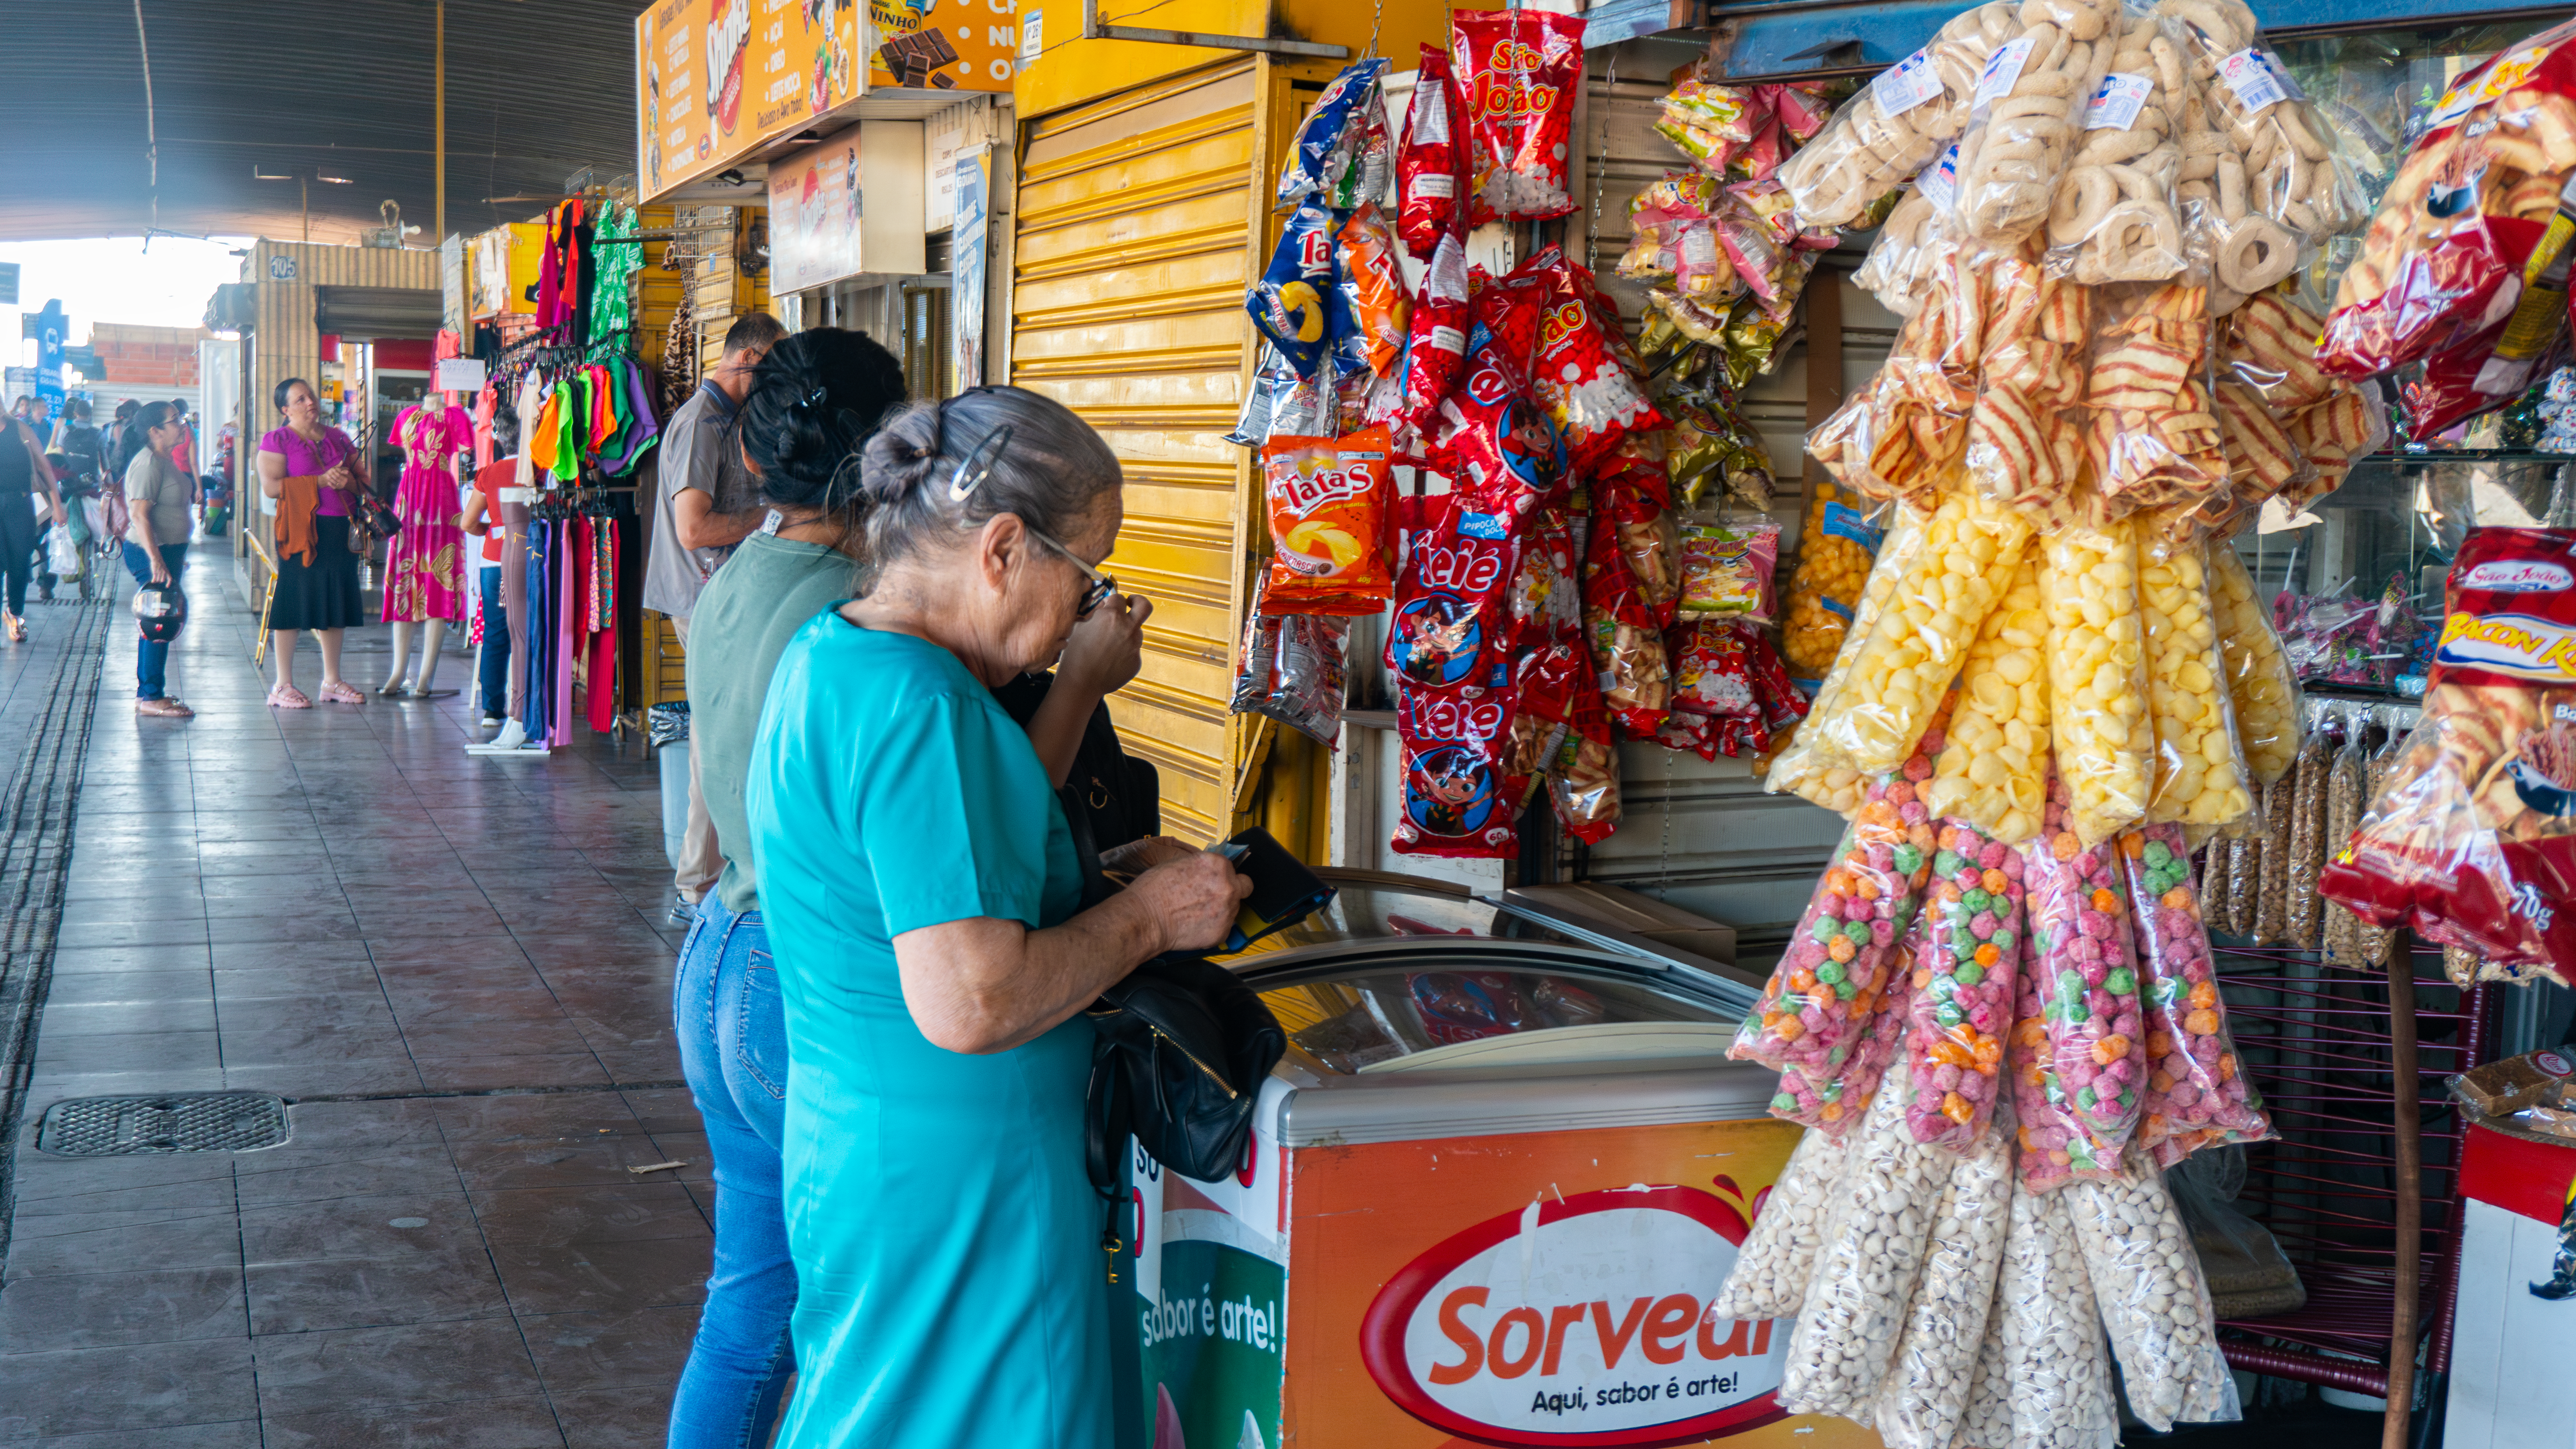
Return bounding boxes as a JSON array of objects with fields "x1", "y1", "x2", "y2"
[
  {"x1": 637, "y1": 0, "x2": 1013, "y2": 203},
  {"x1": 1285, "y1": 1118, "x2": 1883, "y2": 1449}
]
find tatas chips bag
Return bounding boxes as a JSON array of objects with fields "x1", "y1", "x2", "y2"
[
  {"x1": 1398, "y1": 42, "x2": 1466, "y2": 260},
  {"x1": 1452, "y1": 8, "x2": 1585, "y2": 223},
  {"x1": 2321, "y1": 527, "x2": 2576, "y2": 986},
  {"x1": 1261, "y1": 427, "x2": 1394, "y2": 614}
]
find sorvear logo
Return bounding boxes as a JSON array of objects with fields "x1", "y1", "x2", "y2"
[{"x1": 1358, "y1": 1182, "x2": 1791, "y2": 1447}]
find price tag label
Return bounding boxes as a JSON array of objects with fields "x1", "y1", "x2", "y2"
[
  {"x1": 2084, "y1": 73, "x2": 2154, "y2": 131},
  {"x1": 1916, "y1": 144, "x2": 1960, "y2": 210},
  {"x1": 1974, "y1": 36, "x2": 2036, "y2": 108},
  {"x1": 2218, "y1": 48, "x2": 2288, "y2": 112},
  {"x1": 1871, "y1": 48, "x2": 1945, "y2": 118},
  {"x1": 2259, "y1": 47, "x2": 2308, "y2": 102}
]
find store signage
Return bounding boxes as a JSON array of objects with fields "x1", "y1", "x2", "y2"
[
  {"x1": 768, "y1": 136, "x2": 867, "y2": 293},
  {"x1": 954, "y1": 150, "x2": 990, "y2": 390},
  {"x1": 636, "y1": 0, "x2": 1012, "y2": 203},
  {"x1": 1358, "y1": 1187, "x2": 1787, "y2": 1447}
]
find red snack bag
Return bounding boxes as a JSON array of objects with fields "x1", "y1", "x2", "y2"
[
  {"x1": 1479, "y1": 247, "x2": 1668, "y2": 467},
  {"x1": 1261, "y1": 427, "x2": 1394, "y2": 614},
  {"x1": 1395, "y1": 682, "x2": 1523, "y2": 858},
  {"x1": 1509, "y1": 508, "x2": 1583, "y2": 648},
  {"x1": 1397, "y1": 43, "x2": 1467, "y2": 261},
  {"x1": 1583, "y1": 534, "x2": 1672, "y2": 740},
  {"x1": 1760, "y1": 81, "x2": 1838, "y2": 143},
  {"x1": 1669, "y1": 618, "x2": 1763, "y2": 730},
  {"x1": 1386, "y1": 495, "x2": 1518, "y2": 693},
  {"x1": 1452, "y1": 9, "x2": 1586, "y2": 223},
  {"x1": 1396, "y1": 228, "x2": 1472, "y2": 449},
  {"x1": 2318, "y1": 19, "x2": 2576, "y2": 384},
  {"x1": 1550, "y1": 685, "x2": 1622, "y2": 845},
  {"x1": 1739, "y1": 621, "x2": 1811, "y2": 737},
  {"x1": 2321, "y1": 527, "x2": 2576, "y2": 985},
  {"x1": 1434, "y1": 328, "x2": 1567, "y2": 524}
]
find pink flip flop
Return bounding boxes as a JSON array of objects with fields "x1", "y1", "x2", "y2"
[
  {"x1": 318, "y1": 681, "x2": 367, "y2": 705},
  {"x1": 267, "y1": 685, "x2": 312, "y2": 709}
]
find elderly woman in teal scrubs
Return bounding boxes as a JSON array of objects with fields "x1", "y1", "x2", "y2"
[{"x1": 744, "y1": 385, "x2": 1250, "y2": 1447}]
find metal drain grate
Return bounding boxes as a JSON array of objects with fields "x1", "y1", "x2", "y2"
[{"x1": 36, "y1": 1092, "x2": 290, "y2": 1156}]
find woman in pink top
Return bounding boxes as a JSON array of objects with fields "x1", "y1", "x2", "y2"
[{"x1": 379, "y1": 391, "x2": 474, "y2": 696}]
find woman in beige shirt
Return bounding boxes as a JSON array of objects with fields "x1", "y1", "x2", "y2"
[{"x1": 120, "y1": 401, "x2": 195, "y2": 718}]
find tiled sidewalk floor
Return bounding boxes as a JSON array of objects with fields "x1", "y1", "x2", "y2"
[{"x1": 1, "y1": 546, "x2": 711, "y2": 1447}]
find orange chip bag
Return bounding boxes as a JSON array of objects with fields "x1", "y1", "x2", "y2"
[
  {"x1": 1337, "y1": 202, "x2": 1412, "y2": 377},
  {"x1": 1263, "y1": 426, "x2": 1394, "y2": 614}
]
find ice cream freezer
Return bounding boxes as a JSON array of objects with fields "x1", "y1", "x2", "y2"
[{"x1": 1115, "y1": 871, "x2": 1882, "y2": 1449}]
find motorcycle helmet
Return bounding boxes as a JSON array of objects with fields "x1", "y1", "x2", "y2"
[{"x1": 133, "y1": 580, "x2": 186, "y2": 643}]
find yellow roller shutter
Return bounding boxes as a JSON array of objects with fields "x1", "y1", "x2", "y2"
[{"x1": 1012, "y1": 58, "x2": 1274, "y2": 846}]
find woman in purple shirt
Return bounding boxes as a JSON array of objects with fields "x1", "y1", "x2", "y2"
[{"x1": 255, "y1": 378, "x2": 369, "y2": 707}]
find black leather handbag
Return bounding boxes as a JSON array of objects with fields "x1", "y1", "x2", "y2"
[{"x1": 1059, "y1": 788, "x2": 1285, "y2": 1215}]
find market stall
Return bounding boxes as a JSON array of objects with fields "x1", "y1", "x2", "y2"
[{"x1": 1183, "y1": 2, "x2": 2576, "y2": 1443}]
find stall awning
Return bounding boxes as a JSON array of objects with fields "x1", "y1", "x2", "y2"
[{"x1": 315, "y1": 286, "x2": 441, "y2": 343}]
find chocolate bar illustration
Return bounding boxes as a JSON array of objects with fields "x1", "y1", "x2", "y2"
[{"x1": 876, "y1": 25, "x2": 959, "y2": 85}]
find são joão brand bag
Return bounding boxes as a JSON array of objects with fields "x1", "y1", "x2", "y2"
[{"x1": 1063, "y1": 788, "x2": 1286, "y2": 1203}]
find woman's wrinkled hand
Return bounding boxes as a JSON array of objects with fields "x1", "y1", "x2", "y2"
[
  {"x1": 1057, "y1": 592, "x2": 1149, "y2": 697},
  {"x1": 1100, "y1": 835, "x2": 1194, "y2": 877},
  {"x1": 1128, "y1": 849, "x2": 1251, "y2": 955}
]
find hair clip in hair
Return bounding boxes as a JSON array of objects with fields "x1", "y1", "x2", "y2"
[
  {"x1": 948, "y1": 424, "x2": 1015, "y2": 503},
  {"x1": 795, "y1": 385, "x2": 829, "y2": 411}
]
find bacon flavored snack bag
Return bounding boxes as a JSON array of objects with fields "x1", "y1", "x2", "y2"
[
  {"x1": 1398, "y1": 43, "x2": 1467, "y2": 259},
  {"x1": 1261, "y1": 427, "x2": 1394, "y2": 614},
  {"x1": 2319, "y1": 21, "x2": 2576, "y2": 384},
  {"x1": 2321, "y1": 527, "x2": 2576, "y2": 985},
  {"x1": 1452, "y1": 8, "x2": 1586, "y2": 223}
]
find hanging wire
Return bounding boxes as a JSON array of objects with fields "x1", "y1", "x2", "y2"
[
  {"x1": 1588, "y1": 50, "x2": 1617, "y2": 273},
  {"x1": 1363, "y1": 0, "x2": 1384, "y2": 63}
]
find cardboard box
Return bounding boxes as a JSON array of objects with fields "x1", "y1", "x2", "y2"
[{"x1": 1507, "y1": 883, "x2": 1737, "y2": 966}]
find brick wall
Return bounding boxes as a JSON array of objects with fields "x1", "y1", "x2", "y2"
[{"x1": 88, "y1": 322, "x2": 209, "y2": 387}]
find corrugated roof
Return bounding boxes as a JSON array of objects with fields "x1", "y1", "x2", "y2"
[{"x1": 0, "y1": 0, "x2": 647, "y2": 244}]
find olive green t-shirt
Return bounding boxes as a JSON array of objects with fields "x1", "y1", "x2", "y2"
[{"x1": 685, "y1": 529, "x2": 865, "y2": 913}]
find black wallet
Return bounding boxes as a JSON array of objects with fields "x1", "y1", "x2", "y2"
[{"x1": 1210, "y1": 826, "x2": 1337, "y2": 952}]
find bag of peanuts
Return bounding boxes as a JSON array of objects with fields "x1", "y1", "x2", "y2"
[
  {"x1": 2321, "y1": 527, "x2": 2576, "y2": 985},
  {"x1": 1777, "y1": 2, "x2": 2026, "y2": 227},
  {"x1": 2064, "y1": 1154, "x2": 2242, "y2": 1431},
  {"x1": 1451, "y1": 8, "x2": 1586, "y2": 223},
  {"x1": 1708, "y1": 1126, "x2": 1853, "y2": 1321},
  {"x1": 1946, "y1": 0, "x2": 2124, "y2": 246},
  {"x1": 2319, "y1": 19, "x2": 2576, "y2": 382},
  {"x1": 1993, "y1": 1174, "x2": 2124, "y2": 1442},
  {"x1": 1868, "y1": 1096, "x2": 2016, "y2": 1449}
]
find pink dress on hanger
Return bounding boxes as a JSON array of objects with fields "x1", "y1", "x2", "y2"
[{"x1": 382, "y1": 402, "x2": 474, "y2": 624}]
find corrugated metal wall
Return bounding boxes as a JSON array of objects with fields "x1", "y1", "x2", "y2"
[{"x1": 1011, "y1": 58, "x2": 1272, "y2": 845}]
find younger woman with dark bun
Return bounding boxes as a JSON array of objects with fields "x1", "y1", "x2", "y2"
[
  {"x1": 741, "y1": 385, "x2": 1247, "y2": 1449},
  {"x1": 255, "y1": 378, "x2": 369, "y2": 707}
]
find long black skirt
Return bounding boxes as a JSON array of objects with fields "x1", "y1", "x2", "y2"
[{"x1": 270, "y1": 515, "x2": 368, "y2": 631}]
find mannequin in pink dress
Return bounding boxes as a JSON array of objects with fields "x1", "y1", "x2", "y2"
[{"x1": 380, "y1": 391, "x2": 475, "y2": 696}]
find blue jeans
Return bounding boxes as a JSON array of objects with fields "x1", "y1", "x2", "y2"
[
  {"x1": 122, "y1": 541, "x2": 187, "y2": 699},
  {"x1": 670, "y1": 896, "x2": 796, "y2": 1449},
  {"x1": 477, "y1": 565, "x2": 508, "y2": 718}
]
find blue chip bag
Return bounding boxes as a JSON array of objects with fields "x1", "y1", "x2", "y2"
[
  {"x1": 1275, "y1": 56, "x2": 1390, "y2": 209},
  {"x1": 1249, "y1": 199, "x2": 1339, "y2": 379}
]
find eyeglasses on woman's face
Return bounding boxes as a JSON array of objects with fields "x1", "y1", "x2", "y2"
[{"x1": 1022, "y1": 523, "x2": 1118, "y2": 621}]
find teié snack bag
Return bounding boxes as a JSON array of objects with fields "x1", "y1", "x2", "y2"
[{"x1": 1262, "y1": 426, "x2": 1394, "y2": 614}]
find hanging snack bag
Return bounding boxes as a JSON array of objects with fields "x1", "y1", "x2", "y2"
[
  {"x1": 2321, "y1": 527, "x2": 2576, "y2": 985},
  {"x1": 1248, "y1": 200, "x2": 1339, "y2": 379},
  {"x1": 2140, "y1": 531, "x2": 2257, "y2": 828},
  {"x1": 1946, "y1": 0, "x2": 2122, "y2": 245},
  {"x1": 1275, "y1": 56, "x2": 1391, "y2": 207},
  {"x1": 1386, "y1": 495, "x2": 1518, "y2": 692},
  {"x1": 1583, "y1": 520, "x2": 1674, "y2": 737},
  {"x1": 1335, "y1": 202, "x2": 1412, "y2": 377},
  {"x1": 2043, "y1": 512, "x2": 2153, "y2": 845},
  {"x1": 1782, "y1": 482, "x2": 1885, "y2": 681},
  {"x1": 1921, "y1": 553, "x2": 2054, "y2": 843},
  {"x1": 1902, "y1": 822, "x2": 2023, "y2": 1149},
  {"x1": 1261, "y1": 427, "x2": 1394, "y2": 613},
  {"x1": 1397, "y1": 229, "x2": 1473, "y2": 446},
  {"x1": 2320, "y1": 20, "x2": 2576, "y2": 381},
  {"x1": 1396, "y1": 681, "x2": 1523, "y2": 859},
  {"x1": 1437, "y1": 330, "x2": 1568, "y2": 523},
  {"x1": 1481, "y1": 248, "x2": 1668, "y2": 467},
  {"x1": 1656, "y1": 76, "x2": 1761, "y2": 172},
  {"x1": 1452, "y1": 8, "x2": 1586, "y2": 222},
  {"x1": 1230, "y1": 578, "x2": 1353, "y2": 747},
  {"x1": 2120, "y1": 825, "x2": 2274, "y2": 1164},
  {"x1": 1678, "y1": 512, "x2": 1781, "y2": 619},
  {"x1": 1775, "y1": 2, "x2": 2027, "y2": 226},
  {"x1": 1549, "y1": 690, "x2": 1623, "y2": 844},
  {"x1": 1398, "y1": 44, "x2": 1467, "y2": 260},
  {"x1": 2021, "y1": 780, "x2": 2152, "y2": 1180}
]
